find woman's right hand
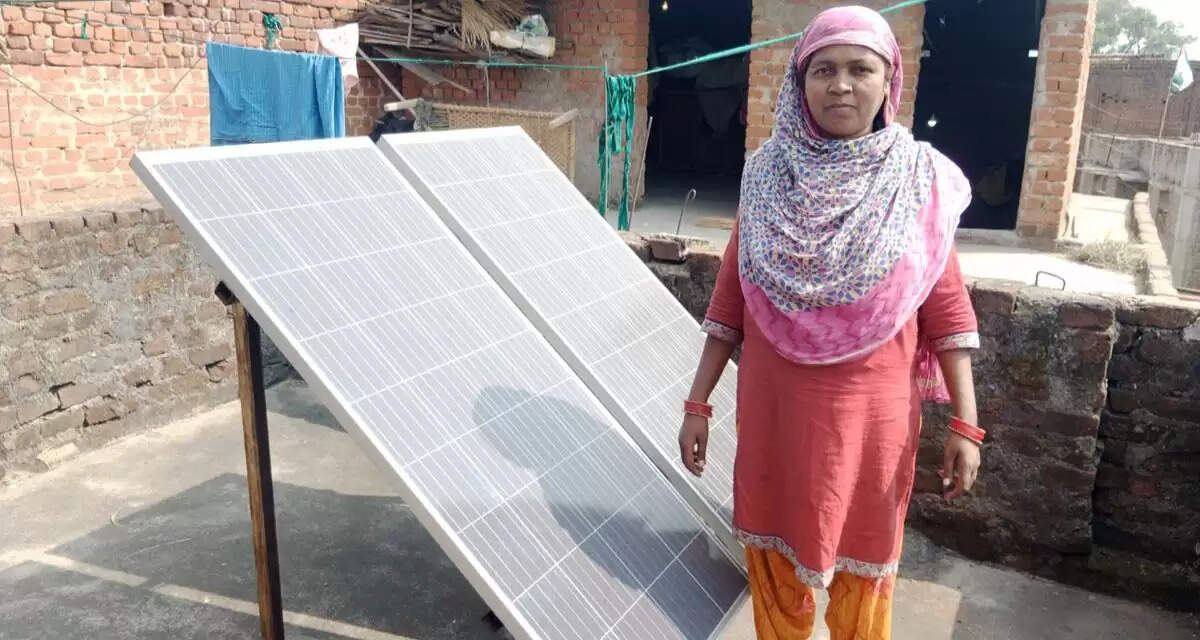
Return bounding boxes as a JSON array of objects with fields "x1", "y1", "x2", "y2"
[{"x1": 678, "y1": 414, "x2": 709, "y2": 477}]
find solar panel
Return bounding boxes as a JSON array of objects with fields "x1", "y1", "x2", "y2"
[
  {"x1": 132, "y1": 138, "x2": 746, "y2": 640},
  {"x1": 378, "y1": 128, "x2": 740, "y2": 554}
]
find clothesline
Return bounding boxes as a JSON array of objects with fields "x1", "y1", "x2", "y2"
[
  {"x1": 4, "y1": 0, "x2": 931, "y2": 227},
  {"x1": 597, "y1": 0, "x2": 929, "y2": 229},
  {"x1": 22, "y1": 0, "x2": 927, "y2": 78}
]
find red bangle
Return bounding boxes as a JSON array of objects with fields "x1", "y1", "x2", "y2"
[
  {"x1": 684, "y1": 400, "x2": 713, "y2": 419},
  {"x1": 949, "y1": 417, "x2": 985, "y2": 444}
]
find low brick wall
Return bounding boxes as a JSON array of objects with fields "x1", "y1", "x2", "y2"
[
  {"x1": 0, "y1": 205, "x2": 291, "y2": 478},
  {"x1": 912, "y1": 284, "x2": 1112, "y2": 564},
  {"x1": 5, "y1": 214, "x2": 1198, "y2": 608},
  {"x1": 1098, "y1": 299, "x2": 1200, "y2": 607},
  {"x1": 625, "y1": 236, "x2": 1200, "y2": 610}
]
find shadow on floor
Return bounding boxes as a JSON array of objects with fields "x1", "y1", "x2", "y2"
[
  {"x1": 268, "y1": 381, "x2": 344, "y2": 433},
  {"x1": 0, "y1": 474, "x2": 495, "y2": 640}
]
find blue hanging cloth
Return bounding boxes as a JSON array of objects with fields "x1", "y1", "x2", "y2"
[{"x1": 206, "y1": 42, "x2": 345, "y2": 146}]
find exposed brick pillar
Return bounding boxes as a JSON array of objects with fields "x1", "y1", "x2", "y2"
[
  {"x1": 745, "y1": 0, "x2": 926, "y2": 154},
  {"x1": 1017, "y1": 0, "x2": 1098, "y2": 239}
]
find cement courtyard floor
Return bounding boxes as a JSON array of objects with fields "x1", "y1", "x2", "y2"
[
  {"x1": 616, "y1": 181, "x2": 1141, "y2": 297},
  {"x1": 2, "y1": 380, "x2": 1198, "y2": 640}
]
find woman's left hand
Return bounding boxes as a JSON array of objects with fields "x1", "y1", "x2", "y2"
[{"x1": 941, "y1": 433, "x2": 980, "y2": 501}]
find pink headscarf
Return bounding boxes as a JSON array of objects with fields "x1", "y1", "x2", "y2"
[
  {"x1": 794, "y1": 5, "x2": 904, "y2": 134},
  {"x1": 736, "y1": 6, "x2": 972, "y2": 402}
]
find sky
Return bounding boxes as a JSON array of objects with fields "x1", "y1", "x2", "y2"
[{"x1": 1132, "y1": 0, "x2": 1200, "y2": 58}]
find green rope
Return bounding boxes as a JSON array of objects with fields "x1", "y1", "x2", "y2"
[
  {"x1": 598, "y1": 0, "x2": 929, "y2": 230},
  {"x1": 597, "y1": 73, "x2": 636, "y2": 229},
  {"x1": 80, "y1": 16, "x2": 86, "y2": 40},
  {"x1": 628, "y1": 0, "x2": 927, "y2": 79},
  {"x1": 262, "y1": 13, "x2": 282, "y2": 50}
]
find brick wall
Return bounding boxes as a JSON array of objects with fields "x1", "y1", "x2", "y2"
[
  {"x1": 1085, "y1": 56, "x2": 1200, "y2": 138},
  {"x1": 743, "y1": 0, "x2": 1097, "y2": 241},
  {"x1": 912, "y1": 284, "x2": 1113, "y2": 566},
  {"x1": 1, "y1": 0, "x2": 386, "y2": 218},
  {"x1": 625, "y1": 233, "x2": 1200, "y2": 609},
  {"x1": 744, "y1": 0, "x2": 926, "y2": 153},
  {"x1": 1016, "y1": 0, "x2": 1098, "y2": 239},
  {"x1": 1099, "y1": 301, "x2": 1200, "y2": 608},
  {"x1": 0, "y1": 205, "x2": 238, "y2": 477},
  {"x1": 395, "y1": 0, "x2": 650, "y2": 202}
]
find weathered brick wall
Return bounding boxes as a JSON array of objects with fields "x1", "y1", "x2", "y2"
[
  {"x1": 1098, "y1": 300, "x2": 1200, "y2": 608},
  {"x1": 625, "y1": 234, "x2": 1200, "y2": 609},
  {"x1": 1, "y1": 0, "x2": 386, "y2": 218},
  {"x1": 1017, "y1": 0, "x2": 1098, "y2": 239},
  {"x1": 911, "y1": 284, "x2": 1113, "y2": 568},
  {"x1": 744, "y1": 0, "x2": 926, "y2": 153},
  {"x1": 1085, "y1": 56, "x2": 1200, "y2": 138},
  {"x1": 0, "y1": 205, "x2": 239, "y2": 478},
  {"x1": 396, "y1": 0, "x2": 650, "y2": 202}
]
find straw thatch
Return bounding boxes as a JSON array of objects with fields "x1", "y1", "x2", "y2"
[{"x1": 357, "y1": 0, "x2": 531, "y2": 59}]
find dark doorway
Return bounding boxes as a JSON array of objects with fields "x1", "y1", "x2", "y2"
[
  {"x1": 913, "y1": 0, "x2": 1046, "y2": 230},
  {"x1": 635, "y1": 0, "x2": 751, "y2": 242}
]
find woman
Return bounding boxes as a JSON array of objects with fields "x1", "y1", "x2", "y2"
[{"x1": 678, "y1": 7, "x2": 983, "y2": 640}]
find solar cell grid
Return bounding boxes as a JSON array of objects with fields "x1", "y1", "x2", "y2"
[
  {"x1": 133, "y1": 137, "x2": 745, "y2": 640},
  {"x1": 379, "y1": 128, "x2": 741, "y2": 543}
]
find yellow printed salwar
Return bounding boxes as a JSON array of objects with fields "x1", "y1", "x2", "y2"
[{"x1": 746, "y1": 547, "x2": 895, "y2": 640}]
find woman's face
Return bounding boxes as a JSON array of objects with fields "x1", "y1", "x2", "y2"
[{"x1": 802, "y1": 44, "x2": 890, "y2": 139}]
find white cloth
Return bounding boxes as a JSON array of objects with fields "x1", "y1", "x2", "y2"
[{"x1": 317, "y1": 23, "x2": 359, "y2": 93}]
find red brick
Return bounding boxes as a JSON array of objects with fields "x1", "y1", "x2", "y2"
[
  {"x1": 84, "y1": 53, "x2": 123, "y2": 66},
  {"x1": 45, "y1": 52, "x2": 83, "y2": 66},
  {"x1": 1033, "y1": 124, "x2": 1072, "y2": 139},
  {"x1": 31, "y1": 136, "x2": 68, "y2": 149},
  {"x1": 1056, "y1": 78, "x2": 1081, "y2": 93},
  {"x1": 7, "y1": 50, "x2": 45, "y2": 65},
  {"x1": 1059, "y1": 49, "x2": 1083, "y2": 65},
  {"x1": 8, "y1": 20, "x2": 34, "y2": 36},
  {"x1": 1046, "y1": 62, "x2": 1083, "y2": 79},
  {"x1": 1049, "y1": 34, "x2": 1085, "y2": 49}
]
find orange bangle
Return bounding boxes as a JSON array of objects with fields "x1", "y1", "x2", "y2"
[
  {"x1": 949, "y1": 417, "x2": 985, "y2": 444},
  {"x1": 684, "y1": 400, "x2": 713, "y2": 419}
]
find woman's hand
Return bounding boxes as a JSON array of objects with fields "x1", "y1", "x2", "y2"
[
  {"x1": 678, "y1": 414, "x2": 709, "y2": 477},
  {"x1": 941, "y1": 432, "x2": 980, "y2": 501}
]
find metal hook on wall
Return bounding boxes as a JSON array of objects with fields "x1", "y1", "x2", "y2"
[{"x1": 1034, "y1": 271, "x2": 1066, "y2": 291}]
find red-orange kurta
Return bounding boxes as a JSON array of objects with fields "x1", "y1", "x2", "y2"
[{"x1": 704, "y1": 222, "x2": 977, "y2": 587}]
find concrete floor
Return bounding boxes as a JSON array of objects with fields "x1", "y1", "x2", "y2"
[
  {"x1": 609, "y1": 172, "x2": 741, "y2": 247},
  {"x1": 615, "y1": 179, "x2": 1140, "y2": 296},
  {"x1": 2, "y1": 380, "x2": 1198, "y2": 639}
]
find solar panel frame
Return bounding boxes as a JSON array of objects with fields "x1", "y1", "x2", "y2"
[
  {"x1": 376, "y1": 127, "x2": 742, "y2": 566},
  {"x1": 131, "y1": 137, "x2": 747, "y2": 640}
]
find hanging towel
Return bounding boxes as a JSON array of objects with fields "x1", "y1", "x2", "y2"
[
  {"x1": 207, "y1": 42, "x2": 345, "y2": 146},
  {"x1": 316, "y1": 23, "x2": 360, "y2": 94}
]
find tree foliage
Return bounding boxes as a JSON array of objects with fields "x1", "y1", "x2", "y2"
[{"x1": 1094, "y1": 0, "x2": 1196, "y2": 56}]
